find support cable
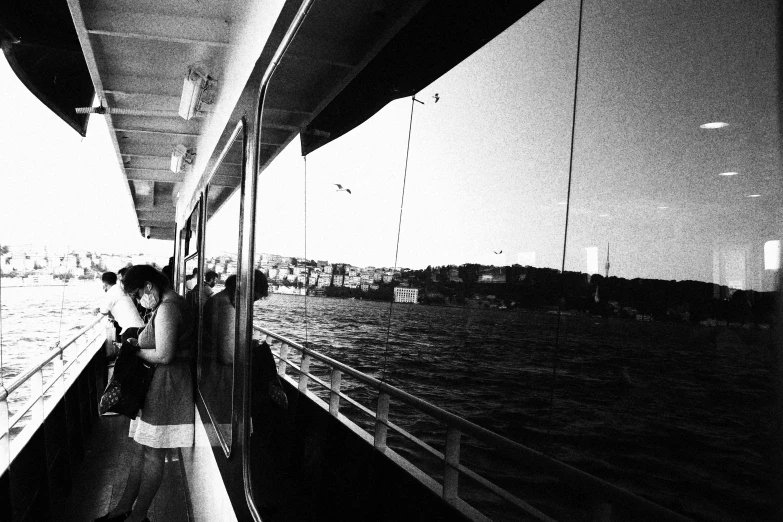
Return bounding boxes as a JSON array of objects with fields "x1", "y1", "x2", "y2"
[
  {"x1": 303, "y1": 155, "x2": 309, "y2": 348},
  {"x1": 381, "y1": 96, "x2": 418, "y2": 384},
  {"x1": 548, "y1": 0, "x2": 585, "y2": 438}
]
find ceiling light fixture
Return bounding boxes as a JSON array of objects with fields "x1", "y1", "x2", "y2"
[
  {"x1": 719, "y1": 171, "x2": 738, "y2": 176},
  {"x1": 747, "y1": 194, "x2": 761, "y2": 198},
  {"x1": 700, "y1": 122, "x2": 729, "y2": 129},
  {"x1": 179, "y1": 66, "x2": 217, "y2": 120},
  {"x1": 134, "y1": 181, "x2": 152, "y2": 196},
  {"x1": 170, "y1": 145, "x2": 194, "y2": 173},
  {"x1": 657, "y1": 206, "x2": 669, "y2": 209}
]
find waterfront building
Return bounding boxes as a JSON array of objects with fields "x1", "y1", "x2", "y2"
[{"x1": 394, "y1": 287, "x2": 419, "y2": 304}]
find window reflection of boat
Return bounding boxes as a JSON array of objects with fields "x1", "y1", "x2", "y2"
[{"x1": 0, "y1": 0, "x2": 780, "y2": 521}]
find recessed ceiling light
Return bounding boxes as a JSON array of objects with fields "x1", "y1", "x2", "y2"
[
  {"x1": 700, "y1": 122, "x2": 729, "y2": 129},
  {"x1": 747, "y1": 194, "x2": 761, "y2": 198},
  {"x1": 657, "y1": 206, "x2": 669, "y2": 209},
  {"x1": 599, "y1": 213, "x2": 609, "y2": 217},
  {"x1": 557, "y1": 201, "x2": 567, "y2": 205},
  {"x1": 719, "y1": 171, "x2": 738, "y2": 176}
]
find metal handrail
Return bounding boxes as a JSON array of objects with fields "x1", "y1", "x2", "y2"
[
  {"x1": 0, "y1": 315, "x2": 104, "y2": 400},
  {"x1": 0, "y1": 316, "x2": 107, "y2": 475},
  {"x1": 6, "y1": 321, "x2": 104, "y2": 430},
  {"x1": 254, "y1": 325, "x2": 692, "y2": 521}
]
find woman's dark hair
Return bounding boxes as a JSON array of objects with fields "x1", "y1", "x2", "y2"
[
  {"x1": 123, "y1": 264, "x2": 171, "y2": 294},
  {"x1": 101, "y1": 271, "x2": 117, "y2": 285}
]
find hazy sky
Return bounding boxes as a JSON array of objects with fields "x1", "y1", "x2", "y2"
[
  {"x1": 2, "y1": 0, "x2": 780, "y2": 288},
  {"x1": 0, "y1": 55, "x2": 172, "y2": 256}
]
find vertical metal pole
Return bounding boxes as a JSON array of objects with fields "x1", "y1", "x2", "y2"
[
  {"x1": 32, "y1": 368, "x2": 45, "y2": 426},
  {"x1": 54, "y1": 350, "x2": 65, "y2": 402},
  {"x1": 278, "y1": 343, "x2": 288, "y2": 376},
  {"x1": 443, "y1": 426, "x2": 461, "y2": 501},
  {"x1": 374, "y1": 392, "x2": 389, "y2": 449},
  {"x1": 329, "y1": 369, "x2": 341, "y2": 416},
  {"x1": 298, "y1": 353, "x2": 311, "y2": 392},
  {"x1": 0, "y1": 388, "x2": 9, "y2": 475}
]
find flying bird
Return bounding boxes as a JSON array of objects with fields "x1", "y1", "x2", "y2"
[
  {"x1": 334, "y1": 183, "x2": 352, "y2": 194},
  {"x1": 433, "y1": 93, "x2": 440, "y2": 103},
  {"x1": 494, "y1": 250, "x2": 503, "y2": 254}
]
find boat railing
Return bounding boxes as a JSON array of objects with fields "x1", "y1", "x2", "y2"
[
  {"x1": 0, "y1": 316, "x2": 107, "y2": 476},
  {"x1": 254, "y1": 325, "x2": 692, "y2": 522}
]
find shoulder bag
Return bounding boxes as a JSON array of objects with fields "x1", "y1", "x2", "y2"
[{"x1": 99, "y1": 339, "x2": 156, "y2": 419}]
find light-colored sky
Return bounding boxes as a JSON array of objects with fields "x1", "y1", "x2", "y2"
[
  {"x1": 2, "y1": 0, "x2": 780, "y2": 288},
  {"x1": 0, "y1": 56, "x2": 172, "y2": 256}
]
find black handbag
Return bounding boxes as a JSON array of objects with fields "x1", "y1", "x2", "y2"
[{"x1": 99, "y1": 339, "x2": 156, "y2": 419}]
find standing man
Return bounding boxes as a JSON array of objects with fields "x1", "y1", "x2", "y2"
[
  {"x1": 186, "y1": 269, "x2": 219, "y2": 310},
  {"x1": 96, "y1": 271, "x2": 145, "y2": 342}
]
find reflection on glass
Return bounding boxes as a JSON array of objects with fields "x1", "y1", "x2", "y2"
[
  {"x1": 178, "y1": 203, "x2": 200, "y2": 296},
  {"x1": 562, "y1": 1, "x2": 780, "y2": 519},
  {"x1": 199, "y1": 174, "x2": 241, "y2": 449},
  {"x1": 244, "y1": 0, "x2": 778, "y2": 519}
]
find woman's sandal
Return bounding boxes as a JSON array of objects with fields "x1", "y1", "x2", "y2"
[{"x1": 94, "y1": 511, "x2": 131, "y2": 521}]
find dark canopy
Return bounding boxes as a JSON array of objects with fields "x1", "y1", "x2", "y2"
[
  {"x1": 300, "y1": 0, "x2": 541, "y2": 155},
  {"x1": 0, "y1": 0, "x2": 93, "y2": 136}
]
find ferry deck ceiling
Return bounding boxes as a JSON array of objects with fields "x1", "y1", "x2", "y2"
[{"x1": 1, "y1": 0, "x2": 540, "y2": 240}]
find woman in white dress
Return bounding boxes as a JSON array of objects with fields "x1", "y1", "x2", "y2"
[{"x1": 97, "y1": 265, "x2": 194, "y2": 522}]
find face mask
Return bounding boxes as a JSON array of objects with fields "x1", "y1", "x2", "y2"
[
  {"x1": 140, "y1": 289, "x2": 157, "y2": 309},
  {"x1": 186, "y1": 278, "x2": 196, "y2": 290}
]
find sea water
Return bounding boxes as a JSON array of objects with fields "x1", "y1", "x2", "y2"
[{"x1": 0, "y1": 283, "x2": 774, "y2": 520}]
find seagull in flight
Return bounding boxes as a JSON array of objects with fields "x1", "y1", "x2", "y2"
[
  {"x1": 334, "y1": 183, "x2": 352, "y2": 194},
  {"x1": 494, "y1": 250, "x2": 503, "y2": 254},
  {"x1": 433, "y1": 93, "x2": 440, "y2": 103}
]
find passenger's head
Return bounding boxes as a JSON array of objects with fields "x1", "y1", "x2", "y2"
[
  {"x1": 123, "y1": 264, "x2": 171, "y2": 310},
  {"x1": 117, "y1": 266, "x2": 130, "y2": 285},
  {"x1": 254, "y1": 270, "x2": 269, "y2": 301},
  {"x1": 226, "y1": 274, "x2": 237, "y2": 296},
  {"x1": 205, "y1": 270, "x2": 218, "y2": 287},
  {"x1": 224, "y1": 275, "x2": 237, "y2": 305},
  {"x1": 223, "y1": 271, "x2": 267, "y2": 307},
  {"x1": 101, "y1": 271, "x2": 117, "y2": 292}
]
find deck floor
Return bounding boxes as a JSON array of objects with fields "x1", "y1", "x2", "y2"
[{"x1": 51, "y1": 413, "x2": 189, "y2": 522}]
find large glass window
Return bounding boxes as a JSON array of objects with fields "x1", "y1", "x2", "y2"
[
  {"x1": 198, "y1": 122, "x2": 244, "y2": 453},
  {"x1": 560, "y1": 1, "x2": 780, "y2": 519},
  {"x1": 246, "y1": 1, "x2": 780, "y2": 520}
]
